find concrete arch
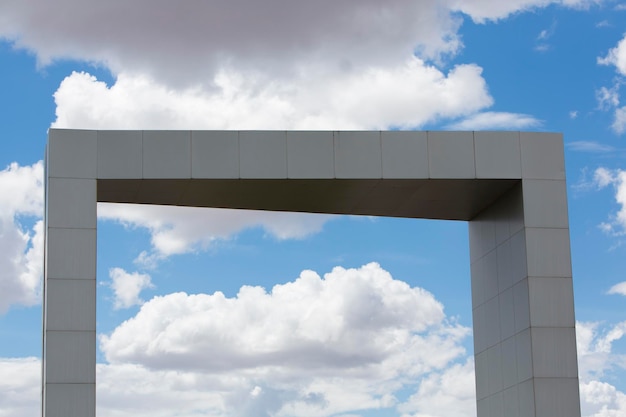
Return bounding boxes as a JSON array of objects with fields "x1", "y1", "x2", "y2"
[{"x1": 44, "y1": 130, "x2": 580, "y2": 417}]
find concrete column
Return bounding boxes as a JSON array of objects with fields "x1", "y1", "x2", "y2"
[
  {"x1": 469, "y1": 133, "x2": 580, "y2": 417},
  {"x1": 44, "y1": 130, "x2": 97, "y2": 417}
]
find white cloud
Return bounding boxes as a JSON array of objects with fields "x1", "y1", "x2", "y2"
[
  {"x1": 0, "y1": 358, "x2": 40, "y2": 417},
  {"x1": 597, "y1": 35, "x2": 626, "y2": 134},
  {"x1": 398, "y1": 359, "x2": 476, "y2": 417},
  {"x1": 613, "y1": 106, "x2": 626, "y2": 134},
  {"x1": 596, "y1": 85, "x2": 620, "y2": 110},
  {"x1": 576, "y1": 321, "x2": 626, "y2": 381},
  {"x1": 581, "y1": 380, "x2": 626, "y2": 417},
  {"x1": 449, "y1": 0, "x2": 602, "y2": 23},
  {"x1": 446, "y1": 111, "x2": 541, "y2": 130},
  {"x1": 595, "y1": 167, "x2": 616, "y2": 188},
  {"x1": 608, "y1": 281, "x2": 626, "y2": 296},
  {"x1": 567, "y1": 141, "x2": 615, "y2": 153},
  {"x1": 577, "y1": 321, "x2": 626, "y2": 417},
  {"x1": 109, "y1": 268, "x2": 154, "y2": 309},
  {"x1": 592, "y1": 168, "x2": 626, "y2": 235},
  {"x1": 0, "y1": 162, "x2": 44, "y2": 313},
  {"x1": 98, "y1": 203, "x2": 333, "y2": 264},
  {"x1": 52, "y1": 62, "x2": 493, "y2": 131},
  {"x1": 5, "y1": 301, "x2": 626, "y2": 417},
  {"x1": 0, "y1": 1, "x2": 463, "y2": 87},
  {"x1": 98, "y1": 263, "x2": 470, "y2": 415},
  {"x1": 599, "y1": 34, "x2": 626, "y2": 76},
  {"x1": 100, "y1": 263, "x2": 460, "y2": 369}
]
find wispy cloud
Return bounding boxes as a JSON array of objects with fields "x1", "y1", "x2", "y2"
[
  {"x1": 534, "y1": 20, "x2": 557, "y2": 52},
  {"x1": 567, "y1": 141, "x2": 615, "y2": 153},
  {"x1": 447, "y1": 111, "x2": 541, "y2": 130}
]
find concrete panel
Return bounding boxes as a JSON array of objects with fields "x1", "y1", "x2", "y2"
[
  {"x1": 475, "y1": 349, "x2": 488, "y2": 400},
  {"x1": 334, "y1": 131, "x2": 381, "y2": 178},
  {"x1": 515, "y1": 329, "x2": 533, "y2": 383},
  {"x1": 509, "y1": 229, "x2": 528, "y2": 286},
  {"x1": 520, "y1": 132, "x2": 565, "y2": 180},
  {"x1": 501, "y1": 336, "x2": 518, "y2": 389},
  {"x1": 484, "y1": 296, "x2": 501, "y2": 349},
  {"x1": 518, "y1": 379, "x2": 536, "y2": 417},
  {"x1": 97, "y1": 130, "x2": 143, "y2": 179},
  {"x1": 46, "y1": 228, "x2": 96, "y2": 280},
  {"x1": 499, "y1": 288, "x2": 515, "y2": 340},
  {"x1": 45, "y1": 331, "x2": 96, "y2": 383},
  {"x1": 46, "y1": 279, "x2": 96, "y2": 331},
  {"x1": 191, "y1": 131, "x2": 239, "y2": 178},
  {"x1": 528, "y1": 277, "x2": 575, "y2": 327},
  {"x1": 494, "y1": 200, "x2": 511, "y2": 246},
  {"x1": 428, "y1": 131, "x2": 475, "y2": 178},
  {"x1": 46, "y1": 178, "x2": 96, "y2": 229},
  {"x1": 473, "y1": 302, "x2": 487, "y2": 354},
  {"x1": 474, "y1": 131, "x2": 521, "y2": 179},
  {"x1": 240, "y1": 131, "x2": 287, "y2": 178},
  {"x1": 45, "y1": 383, "x2": 95, "y2": 417},
  {"x1": 483, "y1": 250, "x2": 499, "y2": 301},
  {"x1": 531, "y1": 327, "x2": 578, "y2": 378},
  {"x1": 143, "y1": 130, "x2": 191, "y2": 178},
  {"x1": 522, "y1": 179, "x2": 569, "y2": 228},
  {"x1": 468, "y1": 216, "x2": 497, "y2": 262},
  {"x1": 287, "y1": 131, "x2": 334, "y2": 178},
  {"x1": 477, "y1": 397, "x2": 488, "y2": 417},
  {"x1": 503, "y1": 385, "x2": 520, "y2": 417},
  {"x1": 534, "y1": 378, "x2": 581, "y2": 417},
  {"x1": 48, "y1": 129, "x2": 97, "y2": 179},
  {"x1": 488, "y1": 391, "x2": 504, "y2": 417},
  {"x1": 506, "y1": 183, "x2": 525, "y2": 235},
  {"x1": 381, "y1": 130, "x2": 428, "y2": 178},
  {"x1": 525, "y1": 228, "x2": 572, "y2": 277},
  {"x1": 471, "y1": 258, "x2": 485, "y2": 307},
  {"x1": 496, "y1": 240, "x2": 513, "y2": 292},
  {"x1": 486, "y1": 343, "x2": 503, "y2": 395},
  {"x1": 513, "y1": 279, "x2": 531, "y2": 334}
]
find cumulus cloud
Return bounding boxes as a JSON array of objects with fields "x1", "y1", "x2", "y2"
[
  {"x1": 599, "y1": 34, "x2": 626, "y2": 76},
  {"x1": 397, "y1": 359, "x2": 476, "y2": 417},
  {"x1": 0, "y1": 1, "x2": 464, "y2": 86},
  {"x1": 6, "y1": 293, "x2": 626, "y2": 417},
  {"x1": 613, "y1": 106, "x2": 626, "y2": 134},
  {"x1": 449, "y1": 0, "x2": 602, "y2": 23},
  {"x1": 577, "y1": 321, "x2": 626, "y2": 417},
  {"x1": 580, "y1": 380, "x2": 626, "y2": 417},
  {"x1": 598, "y1": 34, "x2": 626, "y2": 134},
  {"x1": 608, "y1": 281, "x2": 626, "y2": 295},
  {"x1": 592, "y1": 167, "x2": 626, "y2": 235},
  {"x1": 0, "y1": 358, "x2": 40, "y2": 417},
  {"x1": 108, "y1": 268, "x2": 154, "y2": 309},
  {"x1": 52, "y1": 62, "x2": 493, "y2": 131},
  {"x1": 100, "y1": 263, "x2": 460, "y2": 369},
  {"x1": 4, "y1": 1, "x2": 576, "y2": 137},
  {"x1": 98, "y1": 203, "x2": 333, "y2": 265},
  {"x1": 446, "y1": 111, "x2": 541, "y2": 130},
  {"x1": 98, "y1": 263, "x2": 470, "y2": 415},
  {"x1": 0, "y1": 162, "x2": 44, "y2": 313}
]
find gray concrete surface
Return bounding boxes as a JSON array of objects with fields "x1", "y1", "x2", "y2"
[{"x1": 44, "y1": 129, "x2": 580, "y2": 417}]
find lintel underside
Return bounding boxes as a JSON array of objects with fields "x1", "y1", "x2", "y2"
[{"x1": 97, "y1": 178, "x2": 519, "y2": 221}]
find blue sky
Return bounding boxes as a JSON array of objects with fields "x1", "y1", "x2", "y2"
[{"x1": 1, "y1": 1, "x2": 626, "y2": 416}]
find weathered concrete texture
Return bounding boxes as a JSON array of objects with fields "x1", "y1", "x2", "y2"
[{"x1": 44, "y1": 130, "x2": 580, "y2": 417}]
